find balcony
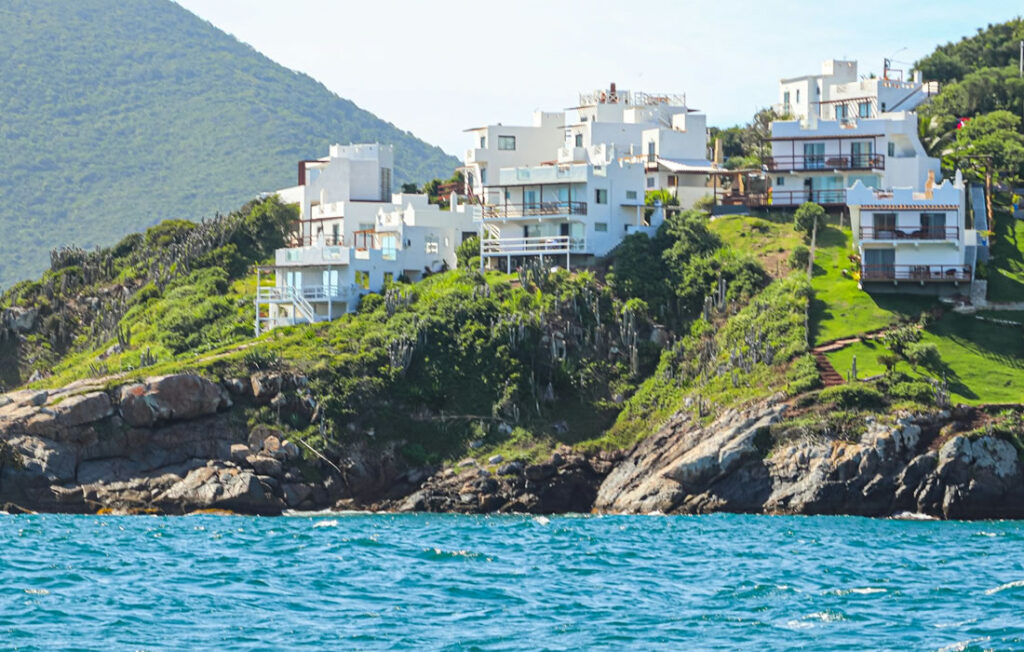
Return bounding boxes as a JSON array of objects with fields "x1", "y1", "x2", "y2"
[
  {"x1": 496, "y1": 164, "x2": 588, "y2": 185},
  {"x1": 481, "y1": 235, "x2": 586, "y2": 256},
  {"x1": 482, "y1": 201, "x2": 588, "y2": 220},
  {"x1": 747, "y1": 189, "x2": 847, "y2": 207},
  {"x1": 766, "y1": 153, "x2": 885, "y2": 172},
  {"x1": 861, "y1": 264, "x2": 971, "y2": 283},
  {"x1": 276, "y1": 244, "x2": 350, "y2": 267},
  {"x1": 859, "y1": 225, "x2": 959, "y2": 241},
  {"x1": 257, "y1": 284, "x2": 358, "y2": 302}
]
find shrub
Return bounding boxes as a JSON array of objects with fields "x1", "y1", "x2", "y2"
[
  {"x1": 456, "y1": 236, "x2": 480, "y2": 269},
  {"x1": 786, "y1": 353, "x2": 821, "y2": 395},
  {"x1": 793, "y1": 202, "x2": 826, "y2": 241},
  {"x1": 818, "y1": 384, "x2": 885, "y2": 409},
  {"x1": 789, "y1": 245, "x2": 810, "y2": 270},
  {"x1": 882, "y1": 325, "x2": 921, "y2": 356},
  {"x1": 906, "y1": 341, "x2": 942, "y2": 371},
  {"x1": 877, "y1": 353, "x2": 899, "y2": 373},
  {"x1": 693, "y1": 194, "x2": 715, "y2": 213},
  {"x1": 887, "y1": 380, "x2": 935, "y2": 404}
]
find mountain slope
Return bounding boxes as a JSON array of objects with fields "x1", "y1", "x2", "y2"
[{"x1": 0, "y1": 0, "x2": 460, "y2": 287}]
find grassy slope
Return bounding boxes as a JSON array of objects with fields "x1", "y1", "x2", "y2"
[
  {"x1": 710, "y1": 212, "x2": 1024, "y2": 406},
  {"x1": 987, "y1": 194, "x2": 1024, "y2": 302},
  {"x1": 0, "y1": 0, "x2": 460, "y2": 287}
]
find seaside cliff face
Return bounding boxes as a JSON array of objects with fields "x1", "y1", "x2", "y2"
[{"x1": 1, "y1": 375, "x2": 1022, "y2": 519}]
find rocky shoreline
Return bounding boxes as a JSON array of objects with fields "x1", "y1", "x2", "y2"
[{"x1": 1, "y1": 373, "x2": 1022, "y2": 519}]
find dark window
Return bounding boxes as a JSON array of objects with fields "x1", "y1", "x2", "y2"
[
  {"x1": 498, "y1": 135, "x2": 516, "y2": 151},
  {"x1": 595, "y1": 189, "x2": 608, "y2": 204}
]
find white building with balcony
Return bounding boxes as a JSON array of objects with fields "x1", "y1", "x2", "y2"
[
  {"x1": 256, "y1": 144, "x2": 475, "y2": 333},
  {"x1": 847, "y1": 170, "x2": 977, "y2": 294},
  {"x1": 763, "y1": 60, "x2": 940, "y2": 208},
  {"x1": 459, "y1": 84, "x2": 708, "y2": 269}
]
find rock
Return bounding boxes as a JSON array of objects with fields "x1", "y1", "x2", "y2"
[
  {"x1": 119, "y1": 374, "x2": 228, "y2": 427},
  {"x1": 230, "y1": 443, "x2": 251, "y2": 463},
  {"x1": 458, "y1": 457, "x2": 476, "y2": 468},
  {"x1": 261, "y1": 435, "x2": 282, "y2": 457},
  {"x1": 497, "y1": 461, "x2": 523, "y2": 476},
  {"x1": 248, "y1": 425, "x2": 282, "y2": 451},
  {"x1": 3, "y1": 306, "x2": 38, "y2": 332},
  {"x1": 52, "y1": 392, "x2": 114, "y2": 427},
  {"x1": 277, "y1": 440, "x2": 301, "y2": 461},
  {"x1": 525, "y1": 463, "x2": 556, "y2": 482},
  {"x1": 250, "y1": 372, "x2": 282, "y2": 404},
  {"x1": 156, "y1": 465, "x2": 282, "y2": 515},
  {"x1": 246, "y1": 454, "x2": 283, "y2": 477},
  {"x1": 282, "y1": 483, "x2": 313, "y2": 507},
  {"x1": 469, "y1": 440, "x2": 484, "y2": 450},
  {"x1": 488, "y1": 454, "x2": 504, "y2": 464},
  {"x1": 223, "y1": 378, "x2": 250, "y2": 396}
]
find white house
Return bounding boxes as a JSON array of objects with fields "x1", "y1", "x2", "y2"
[
  {"x1": 458, "y1": 84, "x2": 707, "y2": 269},
  {"x1": 764, "y1": 60, "x2": 940, "y2": 208},
  {"x1": 255, "y1": 144, "x2": 475, "y2": 333},
  {"x1": 847, "y1": 170, "x2": 976, "y2": 293}
]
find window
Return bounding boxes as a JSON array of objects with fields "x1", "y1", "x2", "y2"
[
  {"x1": 851, "y1": 141, "x2": 873, "y2": 168},
  {"x1": 480, "y1": 167, "x2": 487, "y2": 184},
  {"x1": 776, "y1": 177, "x2": 785, "y2": 186},
  {"x1": 322, "y1": 269, "x2": 339, "y2": 293},
  {"x1": 803, "y1": 142, "x2": 825, "y2": 169},
  {"x1": 498, "y1": 135, "x2": 516, "y2": 150},
  {"x1": 783, "y1": 91, "x2": 790, "y2": 108},
  {"x1": 667, "y1": 175, "x2": 678, "y2": 187},
  {"x1": 286, "y1": 250, "x2": 300, "y2": 262},
  {"x1": 381, "y1": 234, "x2": 397, "y2": 261},
  {"x1": 480, "y1": 136, "x2": 486, "y2": 148},
  {"x1": 888, "y1": 142, "x2": 895, "y2": 157},
  {"x1": 380, "y1": 167, "x2": 392, "y2": 200},
  {"x1": 796, "y1": 89, "x2": 800, "y2": 103},
  {"x1": 384, "y1": 272, "x2": 394, "y2": 285},
  {"x1": 425, "y1": 233, "x2": 439, "y2": 254},
  {"x1": 835, "y1": 104, "x2": 848, "y2": 120},
  {"x1": 872, "y1": 212, "x2": 897, "y2": 238},
  {"x1": 594, "y1": 222, "x2": 608, "y2": 232},
  {"x1": 574, "y1": 133, "x2": 583, "y2": 147},
  {"x1": 355, "y1": 271, "x2": 370, "y2": 289},
  {"x1": 920, "y1": 212, "x2": 947, "y2": 238},
  {"x1": 858, "y1": 101, "x2": 871, "y2": 118},
  {"x1": 880, "y1": 102, "x2": 887, "y2": 112},
  {"x1": 626, "y1": 190, "x2": 638, "y2": 200},
  {"x1": 646, "y1": 177, "x2": 656, "y2": 188},
  {"x1": 595, "y1": 189, "x2": 608, "y2": 204}
]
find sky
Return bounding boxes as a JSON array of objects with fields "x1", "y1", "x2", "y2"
[{"x1": 175, "y1": 0, "x2": 1021, "y2": 157}]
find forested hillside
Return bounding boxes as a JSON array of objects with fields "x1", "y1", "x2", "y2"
[
  {"x1": 915, "y1": 18, "x2": 1024, "y2": 182},
  {"x1": 0, "y1": 0, "x2": 459, "y2": 287}
]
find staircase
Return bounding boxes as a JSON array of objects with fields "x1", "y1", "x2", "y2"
[
  {"x1": 290, "y1": 289, "x2": 318, "y2": 324},
  {"x1": 813, "y1": 351, "x2": 845, "y2": 387}
]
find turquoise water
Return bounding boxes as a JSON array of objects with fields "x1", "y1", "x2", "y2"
[{"x1": 0, "y1": 513, "x2": 1022, "y2": 649}]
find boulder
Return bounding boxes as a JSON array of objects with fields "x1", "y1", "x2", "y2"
[
  {"x1": 248, "y1": 425, "x2": 283, "y2": 451},
  {"x1": 250, "y1": 372, "x2": 282, "y2": 404},
  {"x1": 52, "y1": 392, "x2": 114, "y2": 427},
  {"x1": 282, "y1": 482, "x2": 313, "y2": 507},
  {"x1": 246, "y1": 454, "x2": 283, "y2": 477},
  {"x1": 119, "y1": 374, "x2": 228, "y2": 427},
  {"x1": 156, "y1": 465, "x2": 282, "y2": 515}
]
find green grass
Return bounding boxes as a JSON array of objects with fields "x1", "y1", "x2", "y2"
[
  {"x1": 826, "y1": 314, "x2": 1024, "y2": 405},
  {"x1": 708, "y1": 214, "x2": 803, "y2": 277},
  {"x1": 986, "y1": 196, "x2": 1024, "y2": 302}
]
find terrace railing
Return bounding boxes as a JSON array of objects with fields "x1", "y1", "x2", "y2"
[
  {"x1": 859, "y1": 225, "x2": 959, "y2": 241},
  {"x1": 482, "y1": 201, "x2": 587, "y2": 219},
  {"x1": 765, "y1": 153, "x2": 885, "y2": 172},
  {"x1": 860, "y1": 264, "x2": 972, "y2": 282}
]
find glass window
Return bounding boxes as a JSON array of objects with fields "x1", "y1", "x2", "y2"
[
  {"x1": 480, "y1": 167, "x2": 487, "y2": 184},
  {"x1": 776, "y1": 177, "x2": 785, "y2": 186},
  {"x1": 796, "y1": 89, "x2": 800, "y2": 103},
  {"x1": 646, "y1": 177, "x2": 656, "y2": 188},
  {"x1": 498, "y1": 135, "x2": 516, "y2": 150},
  {"x1": 595, "y1": 222, "x2": 608, "y2": 232},
  {"x1": 626, "y1": 190, "x2": 637, "y2": 200},
  {"x1": 384, "y1": 272, "x2": 394, "y2": 285},
  {"x1": 595, "y1": 189, "x2": 608, "y2": 204},
  {"x1": 803, "y1": 143, "x2": 825, "y2": 169},
  {"x1": 858, "y1": 101, "x2": 871, "y2": 118},
  {"x1": 479, "y1": 136, "x2": 486, "y2": 148},
  {"x1": 921, "y1": 212, "x2": 947, "y2": 238},
  {"x1": 888, "y1": 142, "x2": 895, "y2": 157},
  {"x1": 425, "y1": 234, "x2": 439, "y2": 254},
  {"x1": 667, "y1": 175, "x2": 677, "y2": 186},
  {"x1": 381, "y1": 234, "x2": 397, "y2": 261},
  {"x1": 574, "y1": 133, "x2": 583, "y2": 147},
  {"x1": 836, "y1": 104, "x2": 848, "y2": 120}
]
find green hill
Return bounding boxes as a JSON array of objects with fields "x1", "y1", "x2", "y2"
[{"x1": 0, "y1": 0, "x2": 460, "y2": 288}]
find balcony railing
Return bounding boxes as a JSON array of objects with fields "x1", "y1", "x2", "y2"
[
  {"x1": 482, "y1": 201, "x2": 588, "y2": 219},
  {"x1": 289, "y1": 234, "x2": 345, "y2": 247},
  {"x1": 747, "y1": 189, "x2": 847, "y2": 207},
  {"x1": 766, "y1": 153, "x2": 885, "y2": 172},
  {"x1": 859, "y1": 225, "x2": 959, "y2": 241},
  {"x1": 861, "y1": 264, "x2": 972, "y2": 282},
  {"x1": 481, "y1": 235, "x2": 586, "y2": 256},
  {"x1": 258, "y1": 284, "x2": 357, "y2": 302}
]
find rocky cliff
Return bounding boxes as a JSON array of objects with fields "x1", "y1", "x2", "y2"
[{"x1": 2, "y1": 375, "x2": 1022, "y2": 519}]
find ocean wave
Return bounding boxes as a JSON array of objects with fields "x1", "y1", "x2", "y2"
[{"x1": 984, "y1": 579, "x2": 1024, "y2": 595}]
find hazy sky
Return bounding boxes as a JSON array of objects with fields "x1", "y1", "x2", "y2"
[{"x1": 175, "y1": 1, "x2": 1021, "y2": 157}]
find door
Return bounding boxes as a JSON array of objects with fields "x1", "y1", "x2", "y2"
[
  {"x1": 803, "y1": 143, "x2": 825, "y2": 169},
  {"x1": 863, "y1": 248, "x2": 895, "y2": 280},
  {"x1": 872, "y1": 212, "x2": 896, "y2": 239},
  {"x1": 524, "y1": 190, "x2": 539, "y2": 213},
  {"x1": 851, "y1": 141, "x2": 873, "y2": 168}
]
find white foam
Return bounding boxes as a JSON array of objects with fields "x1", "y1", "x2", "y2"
[
  {"x1": 312, "y1": 519, "x2": 339, "y2": 528},
  {"x1": 985, "y1": 579, "x2": 1024, "y2": 595}
]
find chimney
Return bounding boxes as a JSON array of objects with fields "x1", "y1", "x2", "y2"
[{"x1": 925, "y1": 169, "x2": 935, "y2": 199}]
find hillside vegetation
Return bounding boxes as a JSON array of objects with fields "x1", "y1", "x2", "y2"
[{"x1": 0, "y1": 0, "x2": 460, "y2": 287}]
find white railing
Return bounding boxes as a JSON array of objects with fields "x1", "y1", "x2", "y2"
[
  {"x1": 481, "y1": 236, "x2": 586, "y2": 256},
  {"x1": 258, "y1": 284, "x2": 357, "y2": 302}
]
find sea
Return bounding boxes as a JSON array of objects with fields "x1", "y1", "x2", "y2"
[{"x1": 0, "y1": 512, "x2": 1021, "y2": 650}]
